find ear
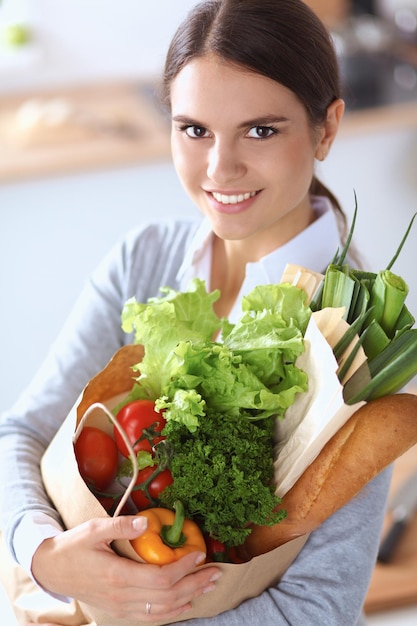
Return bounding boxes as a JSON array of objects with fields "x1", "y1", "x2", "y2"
[{"x1": 315, "y1": 98, "x2": 345, "y2": 161}]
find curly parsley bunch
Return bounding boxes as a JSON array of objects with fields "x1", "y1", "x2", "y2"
[{"x1": 160, "y1": 409, "x2": 286, "y2": 546}]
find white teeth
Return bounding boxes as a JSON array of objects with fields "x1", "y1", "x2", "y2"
[{"x1": 212, "y1": 191, "x2": 256, "y2": 205}]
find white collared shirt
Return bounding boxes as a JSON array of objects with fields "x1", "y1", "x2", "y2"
[{"x1": 177, "y1": 196, "x2": 340, "y2": 323}]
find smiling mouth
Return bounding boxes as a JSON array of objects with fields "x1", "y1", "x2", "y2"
[{"x1": 211, "y1": 191, "x2": 258, "y2": 205}]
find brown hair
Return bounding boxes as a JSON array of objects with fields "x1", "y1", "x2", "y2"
[{"x1": 161, "y1": 0, "x2": 352, "y2": 250}]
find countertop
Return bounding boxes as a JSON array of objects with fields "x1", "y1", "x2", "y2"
[
  {"x1": 364, "y1": 442, "x2": 417, "y2": 616},
  {"x1": 0, "y1": 81, "x2": 171, "y2": 182}
]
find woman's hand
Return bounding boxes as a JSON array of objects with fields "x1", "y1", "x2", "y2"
[{"x1": 31, "y1": 515, "x2": 222, "y2": 623}]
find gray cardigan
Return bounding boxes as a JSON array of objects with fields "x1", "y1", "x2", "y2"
[{"x1": 0, "y1": 218, "x2": 390, "y2": 626}]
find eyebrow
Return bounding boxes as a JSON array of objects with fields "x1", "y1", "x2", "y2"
[
  {"x1": 171, "y1": 114, "x2": 290, "y2": 127},
  {"x1": 238, "y1": 115, "x2": 290, "y2": 128}
]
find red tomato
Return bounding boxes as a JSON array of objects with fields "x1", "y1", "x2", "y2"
[
  {"x1": 74, "y1": 426, "x2": 118, "y2": 491},
  {"x1": 131, "y1": 465, "x2": 173, "y2": 510},
  {"x1": 96, "y1": 495, "x2": 116, "y2": 513},
  {"x1": 97, "y1": 494, "x2": 134, "y2": 516},
  {"x1": 205, "y1": 535, "x2": 227, "y2": 562},
  {"x1": 114, "y1": 400, "x2": 166, "y2": 457},
  {"x1": 204, "y1": 535, "x2": 243, "y2": 563}
]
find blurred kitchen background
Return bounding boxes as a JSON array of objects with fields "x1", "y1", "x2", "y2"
[{"x1": 1, "y1": 1, "x2": 417, "y2": 624}]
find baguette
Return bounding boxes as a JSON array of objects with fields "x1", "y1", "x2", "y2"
[{"x1": 239, "y1": 393, "x2": 417, "y2": 560}]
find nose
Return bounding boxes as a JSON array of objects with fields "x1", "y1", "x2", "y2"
[{"x1": 206, "y1": 139, "x2": 246, "y2": 184}]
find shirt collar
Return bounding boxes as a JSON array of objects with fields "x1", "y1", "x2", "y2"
[
  {"x1": 176, "y1": 218, "x2": 214, "y2": 288},
  {"x1": 177, "y1": 196, "x2": 341, "y2": 315}
]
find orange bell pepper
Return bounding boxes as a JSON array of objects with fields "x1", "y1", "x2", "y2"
[{"x1": 130, "y1": 500, "x2": 207, "y2": 565}]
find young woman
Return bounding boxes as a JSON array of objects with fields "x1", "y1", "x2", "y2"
[{"x1": 0, "y1": 1, "x2": 390, "y2": 625}]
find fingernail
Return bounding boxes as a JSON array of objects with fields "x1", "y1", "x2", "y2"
[
  {"x1": 195, "y1": 552, "x2": 206, "y2": 565},
  {"x1": 203, "y1": 571, "x2": 222, "y2": 593},
  {"x1": 132, "y1": 516, "x2": 147, "y2": 531}
]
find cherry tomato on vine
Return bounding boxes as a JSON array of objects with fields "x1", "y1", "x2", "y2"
[
  {"x1": 114, "y1": 399, "x2": 166, "y2": 457},
  {"x1": 131, "y1": 465, "x2": 173, "y2": 510},
  {"x1": 74, "y1": 426, "x2": 118, "y2": 491}
]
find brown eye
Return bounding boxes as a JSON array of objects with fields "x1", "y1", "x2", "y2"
[
  {"x1": 247, "y1": 125, "x2": 277, "y2": 139},
  {"x1": 184, "y1": 125, "x2": 208, "y2": 138}
]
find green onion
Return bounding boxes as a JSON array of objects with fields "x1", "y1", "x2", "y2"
[
  {"x1": 347, "y1": 272, "x2": 371, "y2": 325},
  {"x1": 332, "y1": 307, "x2": 373, "y2": 362},
  {"x1": 394, "y1": 305, "x2": 415, "y2": 336},
  {"x1": 344, "y1": 330, "x2": 417, "y2": 403},
  {"x1": 386, "y1": 213, "x2": 417, "y2": 271},
  {"x1": 348, "y1": 270, "x2": 374, "y2": 324},
  {"x1": 368, "y1": 270, "x2": 409, "y2": 338},
  {"x1": 360, "y1": 319, "x2": 390, "y2": 361},
  {"x1": 314, "y1": 206, "x2": 417, "y2": 403},
  {"x1": 336, "y1": 332, "x2": 366, "y2": 385},
  {"x1": 320, "y1": 264, "x2": 355, "y2": 320},
  {"x1": 335, "y1": 190, "x2": 358, "y2": 266},
  {"x1": 309, "y1": 195, "x2": 359, "y2": 313}
]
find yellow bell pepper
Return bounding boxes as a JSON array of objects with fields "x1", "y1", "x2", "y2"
[{"x1": 130, "y1": 500, "x2": 207, "y2": 565}]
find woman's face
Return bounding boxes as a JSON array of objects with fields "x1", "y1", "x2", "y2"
[{"x1": 170, "y1": 55, "x2": 333, "y2": 255}]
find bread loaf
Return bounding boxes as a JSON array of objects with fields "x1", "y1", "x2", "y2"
[{"x1": 240, "y1": 393, "x2": 417, "y2": 559}]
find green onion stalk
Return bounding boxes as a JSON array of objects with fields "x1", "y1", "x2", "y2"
[{"x1": 313, "y1": 197, "x2": 417, "y2": 405}]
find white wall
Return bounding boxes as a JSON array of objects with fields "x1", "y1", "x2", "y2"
[
  {"x1": 320, "y1": 125, "x2": 417, "y2": 282},
  {"x1": 0, "y1": 0, "x2": 197, "y2": 93},
  {"x1": 0, "y1": 0, "x2": 198, "y2": 411},
  {"x1": 0, "y1": 162, "x2": 197, "y2": 413}
]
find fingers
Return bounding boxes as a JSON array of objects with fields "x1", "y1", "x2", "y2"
[
  {"x1": 136, "y1": 556, "x2": 222, "y2": 619},
  {"x1": 159, "y1": 549, "x2": 207, "y2": 584},
  {"x1": 120, "y1": 561, "x2": 223, "y2": 623},
  {"x1": 83, "y1": 514, "x2": 149, "y2": 544},
  {"x1": 31, "y1": 517, "x2": 222, "y2": 623}
]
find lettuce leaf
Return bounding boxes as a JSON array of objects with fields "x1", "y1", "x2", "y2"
[
  {"x1": 121, "y1": 279, "x2": 310, "y2": 430},
  {"x1": 121, "y1": 279, "x2": 223, "y2": 399}
]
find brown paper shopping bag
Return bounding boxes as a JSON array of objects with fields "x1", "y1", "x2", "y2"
[{"x1": 37, "y1": 344, "x2": 309, "y2": 626}]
